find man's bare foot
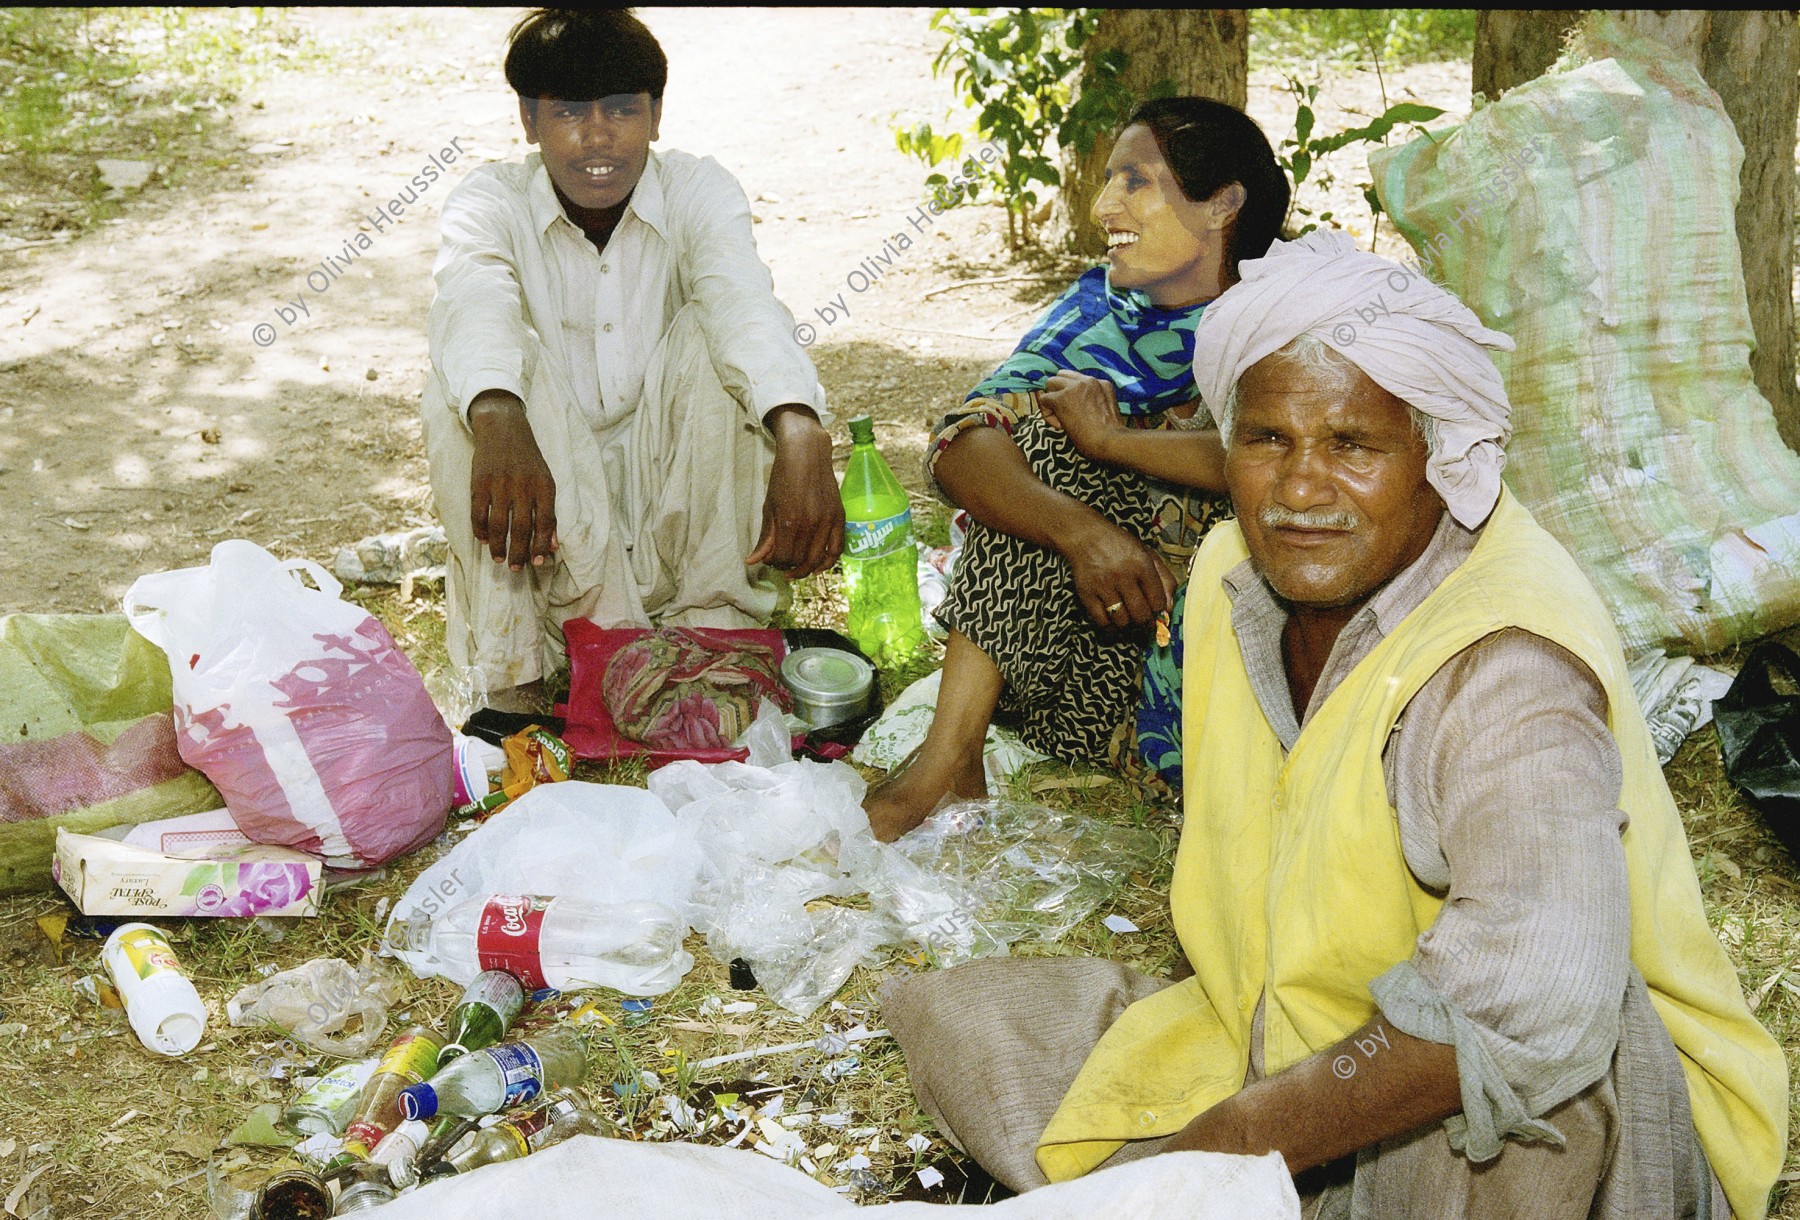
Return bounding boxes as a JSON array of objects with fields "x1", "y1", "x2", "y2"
[
  {"x1": 487, "y1": 678, "x2": 546, "y2": 715},
  {"x1": 864, "y1": 745, "x2": 988, "y2": 842}
]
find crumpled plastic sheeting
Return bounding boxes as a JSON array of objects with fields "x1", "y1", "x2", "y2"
[
  {"x1": 651, "y1": 744, "x2": 1159, "y2": 1017},
  {"x1": 226, "y1": 956, "x2": 405, "y2": 1058},
  {"x1": 373, "y1": 1134, "x2": 1302, "y2": 1219},
  {"x1": 850, "y1": 799, "x2": 1162, "y2": 961},
  {"x1": 649, "y1": 752, "x2": 888, "y2": 1016}
]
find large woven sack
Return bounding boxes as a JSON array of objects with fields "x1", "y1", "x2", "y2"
[
  {"x1": 1370, "y1": 16, "x2": 1800, "y2": 653},
  {"x1": 0, "y1": 614, "x2": 220, "y2": 894}
]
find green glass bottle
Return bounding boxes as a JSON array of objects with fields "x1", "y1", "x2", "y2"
[
  {"x1": 440, "y1": 970, "x2": 524, "y2": 1064},
  {"x1": 840, "y1": 416, "x2": 927, "y2": 667}
]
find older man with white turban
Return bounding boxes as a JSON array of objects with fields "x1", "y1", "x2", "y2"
[{"x1": 884, "y1": 231, "x2": 1785, "y2": 1219}]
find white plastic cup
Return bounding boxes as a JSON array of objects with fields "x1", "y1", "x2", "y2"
[
  {"x1": 103, "y1": 923, "x2": 207, "y2": 1056},
  {"x1": 450, "y1": 734, "x2": 504, "y2": 806}
]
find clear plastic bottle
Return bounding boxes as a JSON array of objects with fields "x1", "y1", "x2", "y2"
[
  {"x1": 390, "y1": 894, "x2": 691, "y2": 995},
  {"x1": 102, "y1": 923, "x2": 207, "y2": 1057},
  {"x1": 840, "y1": 415, "x2": 926, "y2": 667},
  {"x1": 397, "y1": 1027, "x2": 588, "y2": 1122}
]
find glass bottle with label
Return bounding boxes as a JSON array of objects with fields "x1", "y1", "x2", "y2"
[
  {"x1": 339, "y1": 1025, "x2": 443, "y2": 1160},
  {"x1": 440, "y1": 970, "x2": 525, "y2": 1063}
]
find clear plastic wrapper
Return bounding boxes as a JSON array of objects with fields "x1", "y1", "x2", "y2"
[
  {"x1": 850, "y1": 798, "x2": 1163, "y2": 965},
  {"x1": 651, "y1": 747, "x2": 1159, "y2": 1015},
  {"x1": 226, "y1": 956, "x2": 406, "y2": 1058}
]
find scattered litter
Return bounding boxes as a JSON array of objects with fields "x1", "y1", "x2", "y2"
[
  {"x1": 721, "y1": 1000, "x2": 757, "y2": 1015},
  {"x1": 692, "y1": 1026, "x2": 890, "y2": 1070},
  {"x1": 905, "y1": 1133, "x2": 931, "y2": 1155},
  {"x1": 333, "y1": 525, "x2": 447, "y2": 586},
  {"x1": 104, "y1": 923, "x2": 207, "y2": 1057},
  {"x1": 917, "y1": 1166, "x2": 945, "y2": 1189},
  {"x1": 1103, "y1": 914, "x2": 1141, "y2": 934},
  {"x1": 227, "y1": 957, "x2": 404, "y2": 1058}
]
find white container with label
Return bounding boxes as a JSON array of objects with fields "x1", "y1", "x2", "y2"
[{"x1": 103, "y1": 922, "x2": 208, "y2": 1056}]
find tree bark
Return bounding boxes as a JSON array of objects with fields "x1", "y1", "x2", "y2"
[
  {"x1": 1611, "y1": 10, "x2": 1800, "y2": 450},
  {"x1": 1472, "y1": 10, "x2": 1583, "y2": 100},
  {"x1": 1059, "y1": 9, "x2": 1248, "y2": 257}
]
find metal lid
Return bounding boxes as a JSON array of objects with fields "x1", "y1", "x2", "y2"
[{"x1": 780, "y1": 646, "x2": 874, "y2": 705}]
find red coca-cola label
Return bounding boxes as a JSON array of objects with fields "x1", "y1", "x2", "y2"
[{"x1": 476, "y1": 895, "x2": 552, "y2": 990}]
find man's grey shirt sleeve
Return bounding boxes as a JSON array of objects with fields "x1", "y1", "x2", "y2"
[{"x1": 1373, "y1": 627, "x2": 1633, "y2": 1159}]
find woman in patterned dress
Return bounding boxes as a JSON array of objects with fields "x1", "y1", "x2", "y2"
[{"x1": 864, "y1": 98, "x2": 1289, "y2": 841}]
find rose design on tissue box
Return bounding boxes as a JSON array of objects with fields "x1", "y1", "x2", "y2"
[{"x1": 205, "y1": 861, "x2": 315, "y2": 917}]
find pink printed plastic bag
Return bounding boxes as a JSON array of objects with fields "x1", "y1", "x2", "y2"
[{"x1": 123, "y1": 541, "x2": 452, "y2": 868}]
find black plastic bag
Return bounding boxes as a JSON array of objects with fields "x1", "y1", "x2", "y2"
[{"x1": 1713, "y1": 641, "x2": 1800, "y2": 862}]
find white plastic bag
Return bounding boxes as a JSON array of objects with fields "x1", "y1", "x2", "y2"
[
  {"x1": 123, "y1": 540, "x2": 452, "y2": 868},
  {"x1": 373, "y1": 1134, "x2": 1302, "y2": 1219}
]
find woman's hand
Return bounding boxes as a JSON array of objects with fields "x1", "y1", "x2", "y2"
[
  {"x1": 1039, "y1": 369, "x2": 1125, "y2": 462},
  {"x1": 1061, "y1": 513, "x2": 1175, "y2": 628}
]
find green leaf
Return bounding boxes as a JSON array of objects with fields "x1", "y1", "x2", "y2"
[
  {"x1": 1294, "y1": 105, "x2": 1313, "y2": 146},
  {"x1": 1291, "y1": 148, "x2": 1311, "y2": 185},
  {"x1": 1380, "y1": 102, "x2": 1446, "y2": 124}
]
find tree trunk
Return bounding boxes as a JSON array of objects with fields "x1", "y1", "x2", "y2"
[
  {"x1": 1611, "y1": 10, "x2": 1800, "y2": 450},
  {"x1": 1472, "y1": 10, "x2": 1583, "y2": 100},
  {"x1": 1059, "y1": 9, "x2": 1248, "y2": 258}
]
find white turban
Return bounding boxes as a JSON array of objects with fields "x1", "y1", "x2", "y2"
[{"x1": 1193, "y1": 228, "x2": 1516, "y2": 528}]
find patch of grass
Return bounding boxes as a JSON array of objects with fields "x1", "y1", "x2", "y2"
[
  {"x1": 1251, "y1": 8, "x2": 1478, "y2": 68},
  {"x1": 0, "y1": 8, "x2": 316, "y2": 243}
]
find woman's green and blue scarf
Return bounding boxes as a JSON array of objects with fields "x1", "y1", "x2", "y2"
[{"x1": 968, "y1": 266, "x2": 1207, "y2": 415}]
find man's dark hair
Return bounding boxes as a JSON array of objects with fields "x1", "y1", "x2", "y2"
[
  {"x1": 1126, "y1": 96, "x2": 1290, "y2": 273},
  {"x1": 505, "y1": 9, "x2": 668, "y2": 105}
]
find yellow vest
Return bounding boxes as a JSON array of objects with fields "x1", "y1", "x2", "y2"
[{"x1": 1037, "y1": 490, "x2": 1787, "y2": 1219}]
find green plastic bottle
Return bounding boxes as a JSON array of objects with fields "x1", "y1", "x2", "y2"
[{"x1": 840, "y1": 416, "x2": 927, "y2": 667}]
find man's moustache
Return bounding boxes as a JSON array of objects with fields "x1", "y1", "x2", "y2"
[{"x1": 1259, "y1": 506, "x2": 1360, "y2": 531}]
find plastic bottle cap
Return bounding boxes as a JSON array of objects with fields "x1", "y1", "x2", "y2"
[
  {"x1": 155, "y1": 1012, "x2": 203, "y2": 1056},
  {"x1": 398, "y1": 1083, "x2": 438, "y2": 1121}
]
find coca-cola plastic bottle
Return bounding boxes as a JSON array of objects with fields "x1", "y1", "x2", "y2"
[{"x1": 391, "y1": 894, "x2": 691, "y2": 996}]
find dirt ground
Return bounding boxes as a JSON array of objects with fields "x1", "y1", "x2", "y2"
[{"x1": 0, "y1": 7, "x2": 1463, "y2": 616}]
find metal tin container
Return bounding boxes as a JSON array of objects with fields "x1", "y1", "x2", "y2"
[{"x1": 780, "y1": 647, "x2": 874, "y2": 729}]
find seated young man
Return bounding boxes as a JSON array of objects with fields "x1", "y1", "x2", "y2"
[
  {"x1": 422, "y1": 9, "x2": 841, "y2": 710},
  {"x1": 883, "y1": 231, "x2": 1787, "y2": 1219}
]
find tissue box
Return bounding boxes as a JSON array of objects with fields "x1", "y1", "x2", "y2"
[{"x1": 52, "y1": 828, "x2": 321, "y2": 917}]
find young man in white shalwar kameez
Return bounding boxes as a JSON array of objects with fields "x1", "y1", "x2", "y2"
[{"x1": 423, "y1": 8, "x2": 842, "y2": 710}]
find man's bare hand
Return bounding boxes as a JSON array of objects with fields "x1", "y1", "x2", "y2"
[
  {"x1": 469, "y1": 389, "x2": 558, "y2": 571},
  {"x1": 1039, "y1": 369, "x2": 1125, "y2": 462},
  {"x1": 747, "y1": 405, "x2": 844, "y2": 580},
  {"x1": 1061, "y1": 513, "x2": 1174, "y2": 628}
]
